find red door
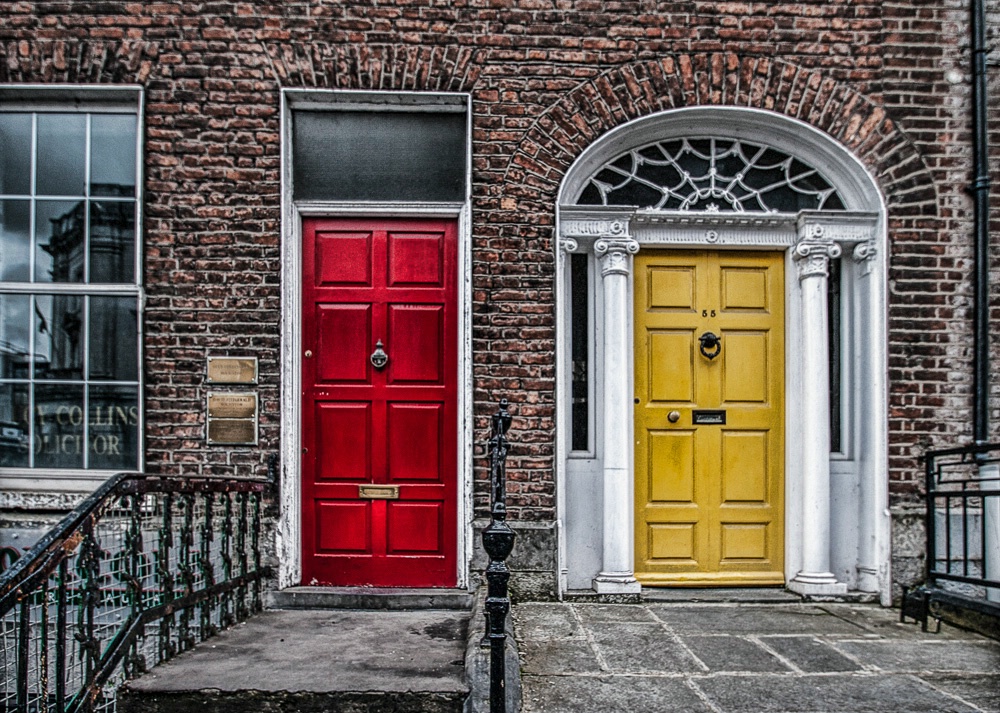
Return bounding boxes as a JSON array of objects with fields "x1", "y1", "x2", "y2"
[{"x1": 301, "y1": 218, "x2": 458, "y2": 587}]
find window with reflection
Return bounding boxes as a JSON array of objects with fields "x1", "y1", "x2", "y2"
[{"x1": 0, "y1": 104, "x2": 140, "y2": 471}]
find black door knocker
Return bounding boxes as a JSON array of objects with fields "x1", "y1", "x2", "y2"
[
  {"x1": 370, "y1": 339, "x2": 389, "y2": 370},
  {"x1": 698, "y1": 331, "x2": 722, "y2": 360}
]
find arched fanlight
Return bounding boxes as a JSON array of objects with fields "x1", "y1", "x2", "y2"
[{"x1": 575, "y1": 137, "x2": 846, "y2": 213}]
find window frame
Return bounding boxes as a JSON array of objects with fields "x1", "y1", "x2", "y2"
[{"x1": 0, "y1": 85, "x2": 144, "y2": 490}]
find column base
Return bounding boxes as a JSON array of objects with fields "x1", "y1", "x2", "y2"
[
  {"x1": 788, "y1": 572, "x2": 847, "y2": 596},
  {"x1": 593, "y1": 573, "x2": 642, "y2": 595}
]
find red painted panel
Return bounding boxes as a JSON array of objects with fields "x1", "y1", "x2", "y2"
[
  {"x1": 387, "y1": 232, "x2": 443, "y2": 286},
  {"x1": 301, "y1": 218, "x2": 458, "y2": 588},
  {"x1": 315, "y1": 402, "x2": 369, "y2": 482},
  {"x1": 387, "y1": 503, "x2": 443, "y2": 554},
  {"x1": 316, "y1": 501, "x2": 371, "y2": 553},
  {"x1": 317, "y1": 304, "x2": 370, "y2": 383},
  {"x1": 316, "y1": 231, "x2": 372, "y2": 286},
  {"x1": 387, "y1": 403, "x2": 442, "y2": 483},
  {"x1": 387, "y1": 305, "x2": 443, "y2": 384}
]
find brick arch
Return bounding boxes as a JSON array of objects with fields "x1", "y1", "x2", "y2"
[
  {"x1": 0, "y1": 40, "x2": 160, "y2": 84},
  {"x1": 263, "y1": 42, "x2": 482, "y2": 93},
  {"x1": 505, "y1": 54, "x2": 937, "y2": 218}
]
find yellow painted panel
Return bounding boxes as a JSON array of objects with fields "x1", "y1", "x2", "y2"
[
  {"x1": 722, "y1": 332, "x2": 768, "y2": 403},
  {"x1": 721, "y1": 524, "x2": 768, "y2": 561},
  {"x1": 649, "y1": 431, "x2": 695, "y2": 503},
  {"x1": 649, "y1": 267, "x2": 695, "y2": 309},
  {"x1": 722, "y1": 430, "x2": 768, "y2": 503},
  {"x1": 721, "y1": 267, "x2": 768, "y2": 310},
  {"x1": 650, "y1": 332, "x2": 694, "y2": 403},
  {"x1": 649, "y1": 524, "x2": 696, "y2": 561}
]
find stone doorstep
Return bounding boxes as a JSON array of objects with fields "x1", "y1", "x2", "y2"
[
  {"x1": 267, "y1": 586, "x2": 475, "y2": 611},
  {"x1": 119, "y1": 608, "x2": 472, "y2": 713},
  {"x1": 562, "y1": 587, "x2": 880, "y2": 605}
]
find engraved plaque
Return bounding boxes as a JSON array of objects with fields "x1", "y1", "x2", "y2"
[
  {"x1": 207, "y1": 419, "x2": 257, "y2": 445},
  {"x1": 208, "y1": 393, "x2": 257, "y2": 419},
  {"x1": 207, "y1": 357, "x2": 258, "y2": 385}
]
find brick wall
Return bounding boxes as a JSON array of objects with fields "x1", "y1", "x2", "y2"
[{"x1": 0, "y1": 0, "x2": 995, "y2": 521}]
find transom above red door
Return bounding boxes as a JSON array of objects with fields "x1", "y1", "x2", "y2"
[{"x1": 301, "y1": 217, "x2": 458, "y2": 587}]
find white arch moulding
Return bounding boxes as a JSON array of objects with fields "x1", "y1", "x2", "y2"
[{"x1": 554, "y1": 106, "x2": 891, "y2": 604}]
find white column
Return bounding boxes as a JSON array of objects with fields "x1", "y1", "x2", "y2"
[
  {"x1": 593, "y1": 236, "x2": 641, "y2": 595},
  {"x1": 788, "y1": 225, "x2": 848, "y2": 596}
]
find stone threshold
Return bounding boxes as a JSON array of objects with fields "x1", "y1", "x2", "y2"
[
  {"x1": 266, "y1": 586, "x2": 475, "y2": 611},
  {"x1": 561, "y1": 587, "x2": 879, "y2": 605}
]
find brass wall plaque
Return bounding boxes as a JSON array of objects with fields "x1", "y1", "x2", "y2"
[
  {"x1": 207, "y1": 357, "x2": 258, "y2": 384},
  {"x1": 208, "y1": 393, "x2": 258, "y2": 419},
  {"x1": 358, "y1": 485, "x2": 400, "y2": 500},
  {"x1": 207, "y1": 419, "x2": 257, "y2": 445}
]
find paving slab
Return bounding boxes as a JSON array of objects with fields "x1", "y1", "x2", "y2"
[
  {"x1": 125, "y1": 609, "x2": 469, "y2": 695},
  {"x1": 834, "y1": 639, "x2": 1000, "y2": 673},
  {"x1": 693, "y1": 673, "x2": 981, "y2": 713},
  {"x1": 512, "y1": 602, "x2": 583, "y2": 641},
  {"x1": 762, "y1": 635, "x2": 863, "y2": 672},
  {"x1": 590, "y1": 622, "x2": 705, "y2": 673},
  {"x1": 681, "y1": 635, "x2": 791, "y2": 673},
  {"x1": 919, "y1": 674, "x2": 1000, "y2": 712},
  {"x1": 649, "y1": 604, "x2": 865, "y2": 636},
  {"x1": 521, "y1": 675, "x2": 715, "y2": 713}
]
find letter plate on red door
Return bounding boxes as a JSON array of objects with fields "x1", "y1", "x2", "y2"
[{"x1": 358, "y1": 485, "x2": 400, "y2": 500}]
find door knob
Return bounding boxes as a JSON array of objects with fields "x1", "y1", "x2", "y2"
[
  {"x1": 667, "y1": 410, "x2": 681, "y2": 423},
  {"x1": 304, "y1": 350, "x2": 313, "y2": 359}
]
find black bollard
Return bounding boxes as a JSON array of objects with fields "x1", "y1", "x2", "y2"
[{"x1": 482, "y1": 399, "x2": 514, "y2": 713}]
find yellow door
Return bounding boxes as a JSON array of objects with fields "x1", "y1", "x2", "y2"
[{"x1": 634, "y1": 250, "x2": 784, "y2": 586}]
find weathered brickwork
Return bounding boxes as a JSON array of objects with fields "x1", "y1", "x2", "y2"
[{"x1": 0, "y1": 0, "x2": 996, "y2": 525}]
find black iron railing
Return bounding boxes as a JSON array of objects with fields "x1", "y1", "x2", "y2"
[
  {"x1": 0, "y1": 472, "x2": 268, "y2": 713},
  {"x1": 482, "y1": 400, "x2": 514, "y2": 713},
  {"x1": 923, "y1": 443, "x2": 1000, "y2": 595}
]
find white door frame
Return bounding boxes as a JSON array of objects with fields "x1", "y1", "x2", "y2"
[
  {"x1": 276, "y1": 89, "x2": 475, "y2": 590},
  {"x1": 554, "y1": 107, "x2": 891, "y2": 603}
]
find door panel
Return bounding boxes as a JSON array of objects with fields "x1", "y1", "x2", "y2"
[
  {"x1": 635, "y1": 250, "x2": 784, "y2": 586},
  {"x1": 302, "y1": 217, "x2": 458, "y2": 587}
]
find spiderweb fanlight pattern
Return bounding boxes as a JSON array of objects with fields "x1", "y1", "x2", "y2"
[{"x1": 575, "y1": 138, "x2": 846, "y2": 213}]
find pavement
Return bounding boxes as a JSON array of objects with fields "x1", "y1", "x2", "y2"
[{"x1": 513, "y1": 598, "x2": 1000, "y2": 713}]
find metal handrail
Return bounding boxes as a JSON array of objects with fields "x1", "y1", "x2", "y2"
[
  {"x1": 922, "y1": 444, "x2": 1000, "y2": 592},
  {"x1": 0, "y1": 471, "x2": 269, "y2": 713}
]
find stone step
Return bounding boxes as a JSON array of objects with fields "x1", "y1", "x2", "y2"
[
  {"x1": 266, "y1": 586, "x2": 475, "y2": 611},
  {"x1": 119, "y1": 609, "x2": 470, "y2": 713}
]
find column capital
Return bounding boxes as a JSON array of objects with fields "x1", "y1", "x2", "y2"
[
  {"x1": 793, "y1": 224, "x2": 842, "y2": 281},
  {"x1": 594, "y1": 237, "x2": 639, "y2": 277},
  {"x1": 558, "y1": 237, "x2": 579, "y2": 254}
]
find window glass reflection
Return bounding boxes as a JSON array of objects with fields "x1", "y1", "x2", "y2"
[
  {"x1": 0, "y1": 200, "x2": 30, "y2": 282},
  {"x1": 89, "y1": 296, "x2": 138, "y2": 381},
  {"x1": 90, "y1": 115, "x2": 137, "y2": 198},
  {"x1": 33, "y1": 294, "x2": 83, "y2": 381},
  {"x1": 33, "y1": 383, "x2": 84, "y2": 469},
  {"x1": 0, "y1": 114, "x2": 32, "y2": 196},
  {"x1": 0, "y1": 294, "x2": 30, "y2": 379},
  {"x1": 0, "y1": 383, "x2": 29, "y2": 467},
  {"x1": 36, "y1": 114, "x2": 86, "y2": 197},
  {"x1": 35, "y1": 200, "x2": 85, "y2": 283},
  {"x1": 88, "y1": 384, "x2": 138, "y2": 471},
  {"x1": 89, "y1": 201, "x2": 135, "y2": 283}
]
